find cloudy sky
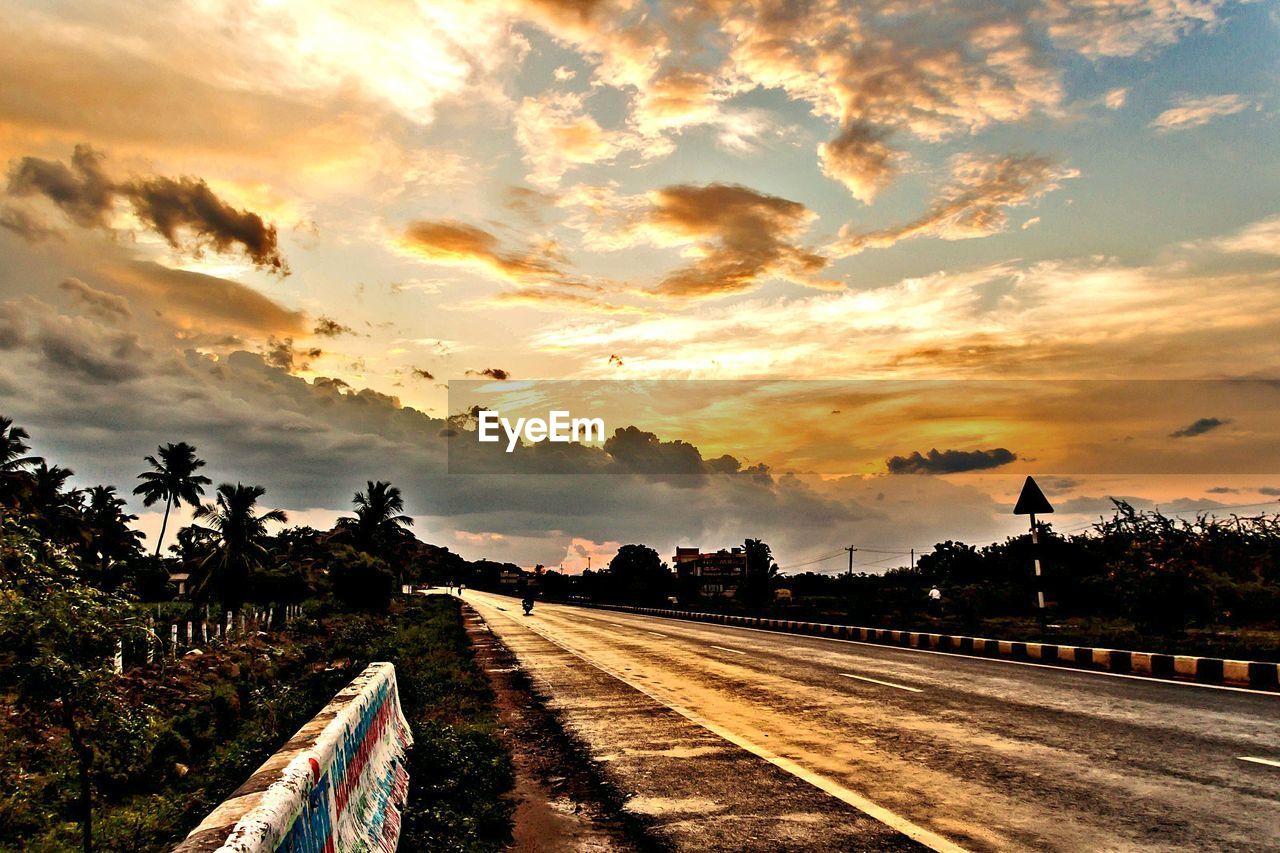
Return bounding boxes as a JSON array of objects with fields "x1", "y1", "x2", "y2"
[{"x1": 2, "y1": 0, "x2": 1279, "y2": 572}]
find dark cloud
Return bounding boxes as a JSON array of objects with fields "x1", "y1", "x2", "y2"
[
  {"x1": 603, "y1": 426, "x2": 708, "y2": 477},
  {"x1": 263, "y1": 337, "x2": 322, "y2": 372},
  {"x1": 6, "y1": 144, "x2": 287, "y2": 272},
  {"x1": 1170, "y1": 417, "x2": 1229, "y2": 438},
  {"x1": 313, "y1": 316, "x2": 354, "y2": 337},
  {"x1": 7, "y1": 144, "x2": 114, "y2": 227},
  {"x1": 1258, "y1": 487, "x2": 1280, "y2": 497},
  {"x1": 466, "y1": 367, "x2": 510, "y2": 380},
  {"x1": 411, "y1": 367, "x2": 434, "y2": 380},
  {"x1": 1206, "y1": 486, "x2": 1239, "y2": 494},
  {"x1": 0, "y1": 297, "x2": 146, "y2": 383},
  {"x1": 123, "y1": 175, "x2": 287, "y2": 273},
  {"x1": 886, "y1": 447, "x2": 1017, "y2": 474},
  {"x1": 58, "y1": 277, "x2": 131, "y2": 321}
]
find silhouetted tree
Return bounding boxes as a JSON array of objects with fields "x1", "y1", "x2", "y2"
[
  {"x1": 607, "y1": 544, "x2": 670, "y2": 604},
  {"x1": 81, "y1": 486, "x2": 143, "y2": 582},
  {"x1": 337, "y1": 480, "x2": 414, "y2": 569},
  {"x1": 133, "y1": 443, "x2": 211, "y2": 556},
  {"x1": 192, "y1": 483, "x2": 286, "y2": 614},
  {"x1": 740, "y1": 538, "x2": 779, "y2": 607},
  {"x1": 0, "y1": 416, "x2": 43, "y2": 508}
]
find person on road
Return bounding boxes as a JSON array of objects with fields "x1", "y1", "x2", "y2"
[{"x1": 522, "y1": 594, "x2": 535, "y2": 615}]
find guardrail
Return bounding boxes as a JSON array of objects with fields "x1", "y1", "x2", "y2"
[
  {"x1": 174, "y1": 662, "x2": 413, "y2": 852},
  {"x1": 574, "y1": 602, "x2": 1280, "y2": 691}
]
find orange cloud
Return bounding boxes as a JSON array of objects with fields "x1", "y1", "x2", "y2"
[
  {"x1": 645, "y1": 183, "x2": 831, "y2": 298},
  {"x1": 96, "y1": 257, "x2": 305, "y2": 338},
  {"x1": 400, "y1": 219, "x2": 566, "y2": 284},
  {"x1": 835, "y1": 154, "x2": 1076, "y2": 256},
  {"x1": 818, "y1": 121, "x2": 897, "y2": 204}
]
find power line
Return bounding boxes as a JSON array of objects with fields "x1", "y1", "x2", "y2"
[{"x1": 777, "y1": 550, "x2": 846, "y2": 571}]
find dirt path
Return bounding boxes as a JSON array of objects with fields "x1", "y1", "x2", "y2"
[{"x1": 463, "y1": 604, "x2": 663, "y2": 852}]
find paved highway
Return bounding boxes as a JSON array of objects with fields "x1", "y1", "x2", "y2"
[{"x1": 458, "y1": 590, "x2": 1280, "y2": 852}]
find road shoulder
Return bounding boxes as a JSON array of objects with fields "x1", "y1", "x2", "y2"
[{"x1": 464, "y1": 603, "x2": 661, "y2": 852}]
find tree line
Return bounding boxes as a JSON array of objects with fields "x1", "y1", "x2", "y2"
[{"x1": 0, "y1": 415, "x2": 479, "y2": 616}]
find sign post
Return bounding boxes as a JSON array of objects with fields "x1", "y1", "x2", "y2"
[{"x1": 1013, "y1": 476, "x2": 1054, "y2": 630}]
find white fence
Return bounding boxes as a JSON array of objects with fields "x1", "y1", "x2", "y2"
[
  {"x1": 174, "y1": 662, "x2": 413, "y2": 852},
  {"x1": 114, "y1": 604, "x2": 305, "y2": 674}
]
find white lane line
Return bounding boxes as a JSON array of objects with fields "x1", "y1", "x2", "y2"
[
  {"x1": 841, "y1": 672, "x2": 923, "y2": 693},
  {"x1": 475, "y1": 602, "x2": 967, "y2": 853},
  {"x1": 1239, "y1": 756, "x2": 1280, "y2": 768},
  {"x1": 646, "y1": 630, "x2": 668, "y2": 638},
  {"x1": 711, "y1": 644, "x2": 747, "y2": 655}
]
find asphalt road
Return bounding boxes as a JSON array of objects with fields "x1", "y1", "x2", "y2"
[{"x1": 457, "y1": 590, "x2": 1280, "y2": 852}]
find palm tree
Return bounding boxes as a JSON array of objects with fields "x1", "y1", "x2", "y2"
[
  {"x1": 83, "y1": 486, "x2": 143, "y2": 576},
  {"x1": 0, "y1": 416, "x2": 42, "y2": 472},
  {"x1": 1, "y1": 416, "x2": 43, "y2": 509},
  {"x1": 340, "y1": 480, "x2": 414, "y2": 555},
  {"x1": 133, "y1": 443, "x2": 211, "y2": 556},
  {"x1": 27, "y1": 462, "x2": 87, "y2": 545},
  {"x1": 193, "y1": 483, "x2": 287, "y2": 614}
]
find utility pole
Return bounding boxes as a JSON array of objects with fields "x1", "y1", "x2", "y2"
[
  {"x1": 910, "y1": 548, "x2": 914, "y2": 570},
  {"x1": 845, "y1": 545, "x2": 856, "y2": 577}
]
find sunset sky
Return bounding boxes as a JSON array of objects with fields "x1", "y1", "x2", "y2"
[{"x1": 2, "y1": 0, "x2": 1279, "y2": 572}]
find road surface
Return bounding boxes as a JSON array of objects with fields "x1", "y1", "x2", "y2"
[{"x1": 457, "y1": 590, "x2": 1280, "y2": 852}]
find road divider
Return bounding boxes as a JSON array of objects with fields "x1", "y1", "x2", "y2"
[
  {"x1": 174, "y1": 662, "x2": 412, "y2": 853},
  {"x1": 568, "y1": 602, "x2": 1280, "y2": 692}
]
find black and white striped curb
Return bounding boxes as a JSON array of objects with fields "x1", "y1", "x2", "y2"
[{"x1": 578, "y1": 603, "x2": 1280, "y2": 691}]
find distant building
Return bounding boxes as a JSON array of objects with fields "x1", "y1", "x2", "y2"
[
  {"x1": 169, "y1": 572, "x2": 190, "y2": 597},
  {"x1": 672, "y1": 546, "x2": 747, "y2": 597}
]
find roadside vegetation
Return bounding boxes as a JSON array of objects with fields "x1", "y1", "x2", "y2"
[
  {"x1": 487, "y1": 520, "x2": 1280, "y2": 661},
  {"x1": 0, "y1": 416, "x2": 513, "y2": 852}
]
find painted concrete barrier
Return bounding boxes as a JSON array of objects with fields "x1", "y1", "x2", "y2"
[
  {"x1": 577, "y1": 603, "x2": 1280, "y2": 691},
  {"x1": 174, "y1": 662, "x2": 413, "y2": 852}
]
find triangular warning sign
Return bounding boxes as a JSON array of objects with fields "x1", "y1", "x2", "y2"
[{"x1": 1013, "y1": 476, "x2": 1054, "y2": 515}]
